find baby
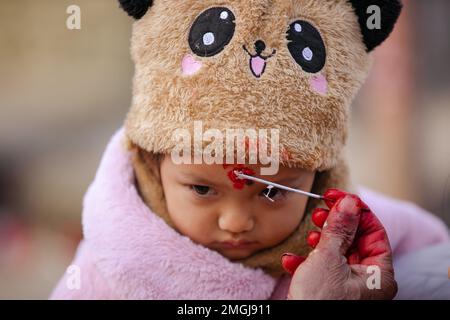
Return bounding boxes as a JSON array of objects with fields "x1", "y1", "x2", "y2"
[
  {"x1": 50, "y1": 0, "x2": 449, "y2": 299},
  {"x1": 135, "y1": 149, "x2": 317, "y2": 262}
]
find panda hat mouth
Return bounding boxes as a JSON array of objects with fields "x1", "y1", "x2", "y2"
[{"x1": 243, "y1": 45, "x2": 276, "y2": 78}]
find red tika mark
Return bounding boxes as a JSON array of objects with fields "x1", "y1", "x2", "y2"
[{"x1": 226, "y1": 165, "x2": 255, "y2": 189}]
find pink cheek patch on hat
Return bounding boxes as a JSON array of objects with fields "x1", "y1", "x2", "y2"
[
  {"x1": 310, "y1": 73, "x2": 328, "y2": 96},
  {"x1": 182, "y1": 54, "x2": 202, "y2": 76}
]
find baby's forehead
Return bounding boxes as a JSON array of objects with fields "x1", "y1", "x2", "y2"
[
  {"x1": 167, "y1": 161, "x2": 311, "y2": 192},
  {"x1": 166, "y1": 158, "x2": 310, "y2": 177}
]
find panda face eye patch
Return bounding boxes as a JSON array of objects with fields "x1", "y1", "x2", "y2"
[
  {"x1": 188, "y1": 7, "x2": 236, "y2": 57},
  {"x1": 286, "y1": 20, "x2": 326, "y2": 73}
]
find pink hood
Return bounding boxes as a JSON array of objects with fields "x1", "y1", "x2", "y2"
[
  {"x1": 50, "y1": 128, "x2": 449, "y2": 300},
  {"x1": 52, "y1": 128, "x2": 278, "y2": 299}
]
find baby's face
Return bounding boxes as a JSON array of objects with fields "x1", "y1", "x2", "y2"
[{"x1": 160, "y1": 157, "x2": 315, "y2": 260}]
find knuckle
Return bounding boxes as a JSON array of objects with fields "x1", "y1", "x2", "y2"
[{"x1": 324, "y1": 223, "x2": 355, "y2": 244}]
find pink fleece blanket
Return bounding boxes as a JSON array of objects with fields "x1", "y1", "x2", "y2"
[{"x1": 50, "y1": 128, "x2": 449, "y2": 300}]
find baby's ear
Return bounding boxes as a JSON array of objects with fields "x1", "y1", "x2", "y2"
[
  {"x1": 349, "y1": 0, "x2": 403, "y2": 52},
  {"x1": 118, "y1": 0, "x2": 154, "y2": 19}
]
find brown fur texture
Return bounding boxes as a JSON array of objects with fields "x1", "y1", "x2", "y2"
[{"x1": 123, "y1": 0, "x2": 378, "y2": 277}]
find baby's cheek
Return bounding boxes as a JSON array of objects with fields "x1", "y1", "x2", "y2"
[
  {"x1": 182, "y1": 54, "x2": 203, "y2": 76},
  {"x1": 173, "y1": 212, "x2": 211, "y2": 244},
  {"x1": 264, "y1": 205, "x2": 304, "y2": 244},
  {"x1": 310, "y1": 73, "x2": 328, "y2": 96}
]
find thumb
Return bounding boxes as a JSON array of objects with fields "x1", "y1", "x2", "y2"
[{"x1": 317, "y1": 195, "x2": 362, "y2": 256}]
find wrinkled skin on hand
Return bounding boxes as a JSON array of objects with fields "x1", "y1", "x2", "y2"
[{"x1": 281, "y1": 189, "x2": 397, "y2": 300}]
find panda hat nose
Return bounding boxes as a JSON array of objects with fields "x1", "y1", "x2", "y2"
[{"x1": 254, "y1": 40, "x2": 266, "y2": 55}]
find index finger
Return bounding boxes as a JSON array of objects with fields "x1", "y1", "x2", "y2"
[{"x1": 352, "y1": 210, "x2": 393, "y2": 268}]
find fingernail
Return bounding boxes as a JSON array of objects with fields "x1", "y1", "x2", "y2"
[
  {"x1": 337, "y1": 195, "x2": 360, "y2": 214},
  {"x1": 281, "y1": 253, "x2": 305, "y2": 275},
  {"x1": 307, "y1": 231, "x2": 321, "y2": 248},
  {"x1": 323, "y1": 189, "x2": 347, "y2": 200},
  {"x1": 323, "y1": 189, "x2": 346, "y2": 209},
  {"x1": 312, "y1": 208, "x2": 328, "y2": 228}
]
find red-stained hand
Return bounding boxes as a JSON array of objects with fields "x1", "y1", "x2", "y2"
[{"x1": 281, "y1": 189, "x2": 397, "y2": 300}]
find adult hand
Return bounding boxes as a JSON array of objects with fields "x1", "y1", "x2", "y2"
[{"x1": 281, "y1": 190, "x2": 397, "y2": 300}]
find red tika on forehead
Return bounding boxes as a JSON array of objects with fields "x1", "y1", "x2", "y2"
[{"x1": 223, "y1": 164, "x2": 255, "y2": 190}]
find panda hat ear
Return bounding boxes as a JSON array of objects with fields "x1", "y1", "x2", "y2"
[
  {"x1": 119, "y1": 0, "x2": 153, "y2": 19},
  {"x1": 349, "y1": 0, "x2": 403, "y2": 52}
]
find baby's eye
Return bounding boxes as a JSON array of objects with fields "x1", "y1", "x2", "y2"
[
  {"x1": 260, "y1": 186, "x2": 285, "y2": 202},
  {"x1": 191, "y1": 185, "x2": 215, "y2": 196}
]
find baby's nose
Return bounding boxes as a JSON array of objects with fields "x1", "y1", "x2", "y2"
[{"x1": 218, "y1": 210, "x2": 254, "y2": 234}]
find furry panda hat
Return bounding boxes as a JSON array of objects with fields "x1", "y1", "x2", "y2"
[{"x1": 118, "y1": 0, "x2": 402, "y2": 277}]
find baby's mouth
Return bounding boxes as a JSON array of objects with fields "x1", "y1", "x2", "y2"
[{"x1": 243, "y1": 45, "x2": 276, "y2": 78}]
